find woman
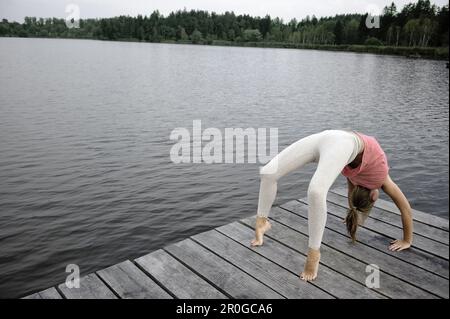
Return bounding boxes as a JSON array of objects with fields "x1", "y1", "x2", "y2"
[{"x1": 251, "y1": 129, "x2": 413, "y2": 282}]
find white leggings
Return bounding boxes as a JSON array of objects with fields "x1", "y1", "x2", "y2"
[{"x1": 257, "y1": 129, "x2": 362, "y2": 249}]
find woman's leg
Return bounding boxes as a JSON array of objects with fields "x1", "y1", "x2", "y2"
[
  {"x1": 256, "y1": 133, "x2": 321, "y2": 217},
  {"x1": 301, "y1": 138, "x2": 355, "y2": 281},
  {"x1": 252, "y1": 133, "x2": 321, "y2": 246}
]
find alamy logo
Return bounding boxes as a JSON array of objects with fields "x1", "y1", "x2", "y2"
[
  {"x1": 365, "y1": 264, "x2": 380, "y2": 288},
  {"x1": 65, "y1": 264, "x2": 80, "y2": 289},
  {"x1": 169, "y1": 120, "x2": 278, "y2": 165},
  {"x1": 365, "y1": 4, "x2": 381, "y2": 29},
  {"x1": 65, "y1": 4, "x2": 80, "y2": 29}
]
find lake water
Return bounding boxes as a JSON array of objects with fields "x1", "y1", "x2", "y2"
[{"x1": 0, "y1": 37, "x2": 448, "y2": 298}]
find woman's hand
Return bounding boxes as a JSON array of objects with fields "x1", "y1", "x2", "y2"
[{"x1": 389, "y1": 239, "x2": 411, "y2": 251}]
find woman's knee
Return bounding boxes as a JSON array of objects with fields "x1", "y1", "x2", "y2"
[
  {"x1": 259, "y1": 162, "x2": 279, "y2": 182},
  {"x1": 307, "y1": 182, "x2": 327, "y2": 204}
]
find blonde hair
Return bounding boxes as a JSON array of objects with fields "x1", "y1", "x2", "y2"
[{"x1": 345, "y1": 185, "x2": 375, "y2": 242}]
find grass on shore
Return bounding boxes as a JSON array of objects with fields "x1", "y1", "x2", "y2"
[
  {"x1": 2, "y1": 35, "x2": 448, "y2": 60},
  {"x1": 207, "y1": 40, "x2": 449, "y2": 60}
]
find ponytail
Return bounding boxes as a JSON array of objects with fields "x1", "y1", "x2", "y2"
[
  {"x1": 347, "y1": 185, "x2": 375, "y2": 242},
  {"x1": 345, "y1": 206, "x2": 359, "y2": 242}
]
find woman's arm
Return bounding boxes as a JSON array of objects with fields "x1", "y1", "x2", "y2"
[{"x1": 381, "y1": 175, "x2": 414, "y2": 251}]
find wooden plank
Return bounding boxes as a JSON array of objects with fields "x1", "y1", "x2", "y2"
[
  {"x1": 216, "y1": 222, "x2": 385, "y2": 299},
  {"x1": 21, "y1": 188, "x2": 447, "y2": 300},
  {"x1": 23, "y1": 293, "x2": 42, "y2": 299},
  {"x1": 135, "y1": 249, "x2": 227, "y2": 299},
  {"x1": 269, "y1": 206, "x2": 448, "y2": 298},
  {"x1": 57, "y1": 273, "x2": 117, "y2": 299},
  {"x1": 326, "y1": 192, "x2": 449, "y2": 244},
  {"x1": 331, "y1": 188, "x2": 449, "y2": 231},
  {"x1": 23, "y1": 287, "x2": 62, "y2": 299},
  {"x1": 290, "y1": 199, "x2": 449, "y2": 279},
  {"x1": 97, "y1": 260, "x2": 172, "y2": 299},
  {"x1": 165, "y1": 238, "x2": 283, "y2": 299},
  {"x1": 304, "y1": 196, "x2": 449, "y2": 259},
  {"x1": 192, "y1": 229, "x2": 333, "y2": 299},
  {"x1": 240, "y1": 214, "x2": 436, "y2": 299},
  {"x1": 37, "y1": 287, "x2": 63, "y2": 299}
]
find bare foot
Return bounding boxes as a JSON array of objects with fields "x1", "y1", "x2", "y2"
[
  {"x1": 251, "y1": 217, "x2": 272, "y2": 247},
  {"x1": 300, "y1": 248, "x2": 320, "y2": 281}
]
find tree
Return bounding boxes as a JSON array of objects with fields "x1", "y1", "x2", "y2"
[
  {"x1": 0, "y1": 1, "x2": 447, "y2": 49},
  {"x1": 227, "y1": 29, "x2": 235, "y2": 41},
  {"x1": 270, "y1": 24, "x2": 282, "y2": 42},
  {"x1": 344, "y1": 18, "x2": 359, "y2": 44},
  {"x1": 386, "y1": 25, "x2": 394, "y2": 45},
  {"x1": 242, "y1": 29, "x2": 262, "y2": 42},
  {"x1": 436, "y1": 5, "x2": 449, "y2": 46},
  {"x1": 137, "y1": 26, "x2": 144, "y2": 40},
  {"x1": 191, "y1": 29, "x2": 202, "y2": 43},
  {"x1": 357, "y1": 14, "x2": 367, "y2": 43},
  {"x1": 364, "y1": 37, "x2": 383, "y2": 46},
  {"x1": 259, "y1": 15, "x2": 271, "y2": 38},
  {"x1": 150, "y1": 27, "x2": 160, "y2": 42},
  {"x1": 404, "y1": 19, "x2": 420, "y2": 46},
  {"x1": 384, "y1": 2, "x2": 397, "y2": 16},
  {"x1": 0, "y1": 24, "x2": 8, "y2": 36},
  {"x1": 288, "y1": 18, "x2": 298, "y2": 32},
  {"x1": 418, "y1": 18, "x2": 437, "y2": 46},
  {"x1": 334, "y1": 20, "x2": 344, "y2": 44},
  {"x1": 176, "y1": 26, "x2": 188, "y2": 40},
  {"x1": 395, "y1": 26, "x2": 401, "y2": 46}
]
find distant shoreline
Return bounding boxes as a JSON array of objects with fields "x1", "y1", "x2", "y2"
[
  {"x1": 2, "y1": 35, "x2": 449, "y2": 60},
  {"x1": 199, "y1": 40, "x2": 449, "y2": 60}
]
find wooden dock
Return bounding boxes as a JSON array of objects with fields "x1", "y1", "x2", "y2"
[{"x1": 24, "y1": 188, "x2": 449, "y2": 299}]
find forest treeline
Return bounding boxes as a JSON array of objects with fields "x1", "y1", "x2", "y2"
[{"x1": 1, "y1": 0, "x2": 448, "y2": 58}]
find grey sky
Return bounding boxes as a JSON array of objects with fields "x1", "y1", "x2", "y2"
[{"x1": 1, "y1": 0, "x2": 448, "y2": 22}]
